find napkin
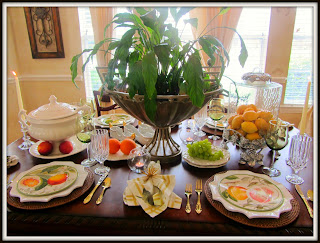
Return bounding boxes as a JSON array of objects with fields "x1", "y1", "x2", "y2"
[{"x1": 123, "y1": 161, "x2": 182, "y2": 218}]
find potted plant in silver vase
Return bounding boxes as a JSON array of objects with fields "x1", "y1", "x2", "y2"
[{"x1": 71, "y1": 7, "x2": 248, "y2": 163}]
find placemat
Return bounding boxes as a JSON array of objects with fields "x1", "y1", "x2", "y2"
[
  {"x1": 204, "y1": 172, "x2": 300, "y2": 228},
  {"x1": 7, "y1": 168, "x2": 94, "y2": 210}
]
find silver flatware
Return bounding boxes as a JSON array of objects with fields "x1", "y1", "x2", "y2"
[
  {"x1": 96, "y1": 177, "x2": 111, "y2": 205},
  {"x1": 83, "y1": 168, "x2": 110, "y2": 204},
  {"x1": 295, "y1": 185, "x2": 313, "y2": 218}
]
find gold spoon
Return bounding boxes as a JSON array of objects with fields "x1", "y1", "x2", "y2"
[
  {"x1": 307, "y1": 189, "x2": 313, "y2": 201},
  {"x1": 96, "y1": 177, "x2": 111, "y2": 205}
]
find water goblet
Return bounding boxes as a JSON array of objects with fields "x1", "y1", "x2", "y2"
[
  {"x1": 72, "y1": 99, "x2": 97, "y2": 167},
  {"x1": 194, "y1": 105, "x2": 207, "y2": 138},
  {"x1": 208, "y1": 98, "x2": 224, "y2": 140},
  {"x1": 286, "y1": 134, "x2": 312, "y2": 184},
  {"x1": 91, "y1": 129, "x2": 109, "y2": 175},
  {"x1": 262, "y1": 119, "x2": 289, "y2": 177}
]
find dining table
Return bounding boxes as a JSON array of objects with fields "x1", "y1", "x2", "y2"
[{"x1": 5, "y1": 120, "x2": 314, "y2": 238}]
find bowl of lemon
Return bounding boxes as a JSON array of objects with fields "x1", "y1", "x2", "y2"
[{"x1": 221, "y1": 104, "x2": 273, "y2": 167}]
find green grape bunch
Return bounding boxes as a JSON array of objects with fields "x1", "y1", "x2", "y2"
[{"x1": 187, "y1": 139, "x2": 224, "y2": 161}]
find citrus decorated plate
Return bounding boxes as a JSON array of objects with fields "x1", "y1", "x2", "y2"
[
  {"x1": 9, "y1": 161, "x2": 88, "y2": 202},
  {"x1": 209, "y1": 170, "x2": 293, "y2": 219},
  {"x1": 182, "y1": 146, "x2": 230, "y2": 168},
  {"x1": 95, "y1": 113, "x2": 135, "y2": 127}
]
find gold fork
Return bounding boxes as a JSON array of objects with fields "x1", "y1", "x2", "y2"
[
  {"x1": 195, "y1": 179, "x2": 202, "y2": 214},
  {"x1": 185, "y1": 184, "x2": 192, "y2": 213}
]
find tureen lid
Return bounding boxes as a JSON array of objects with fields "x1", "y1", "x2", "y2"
[{"x1": 28, "y1": 95, "x2": 78, "y2": 120}]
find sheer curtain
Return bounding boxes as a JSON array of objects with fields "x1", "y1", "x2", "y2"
[
  {"x1": 89, "y1": 7, "x2": 114, "y2": 69},
  {"x1": 189, "y1": 7, "x2": 242, "y2": 66}
]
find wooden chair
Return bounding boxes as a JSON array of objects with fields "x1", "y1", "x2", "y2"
[{"x1": 93, "y1": 91, "x2": 120, "y2": 117}]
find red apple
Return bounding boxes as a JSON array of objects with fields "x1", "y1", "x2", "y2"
[
  {"x1": 59, "y1": 141, "x2": 73, "y2": 154},
  {"x1": 37, "y1": 141, "x2": 53, "y2": 155}
]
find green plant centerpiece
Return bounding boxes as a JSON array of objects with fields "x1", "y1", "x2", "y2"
[{"x1": 71, "y1": 7, "x2": 248, "y2": 163}]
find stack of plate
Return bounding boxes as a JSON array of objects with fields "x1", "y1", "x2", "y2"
[
  {"x1": 9, "y1": 161, "x2": 88, "y2": 203},
  {"x1": 182, "y1": 146, "x2": 230, "y2": 168},
  {"x1": 205, "y1": 118, "x2": 226, "y2": 130}
]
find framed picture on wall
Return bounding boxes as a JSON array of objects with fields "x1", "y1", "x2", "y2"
[{"x1": 24, "y1": 7, "x2": 65, "y2": 59}]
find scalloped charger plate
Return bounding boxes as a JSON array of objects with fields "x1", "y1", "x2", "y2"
[
  {"x1": 182, "y1": 145, "x2": 230, "y2": 168},
  {"x1": 209, "y1": 170, "x2": 293, "y2": 219},
  {"x1": 9, "y1": 161, "x2": 88, "y2": 203}
]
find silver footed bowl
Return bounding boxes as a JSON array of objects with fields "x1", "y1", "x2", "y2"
[{"x1": 105, "y1": 89, "x2": 221, "y2": 164}]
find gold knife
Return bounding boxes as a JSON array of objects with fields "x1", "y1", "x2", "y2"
[
  {"x1": 295, "y1": 185, "x2": 313, "y2": 218},
  {"x1": 83, "y1": 170, "x2": 110, "y2": 204}
]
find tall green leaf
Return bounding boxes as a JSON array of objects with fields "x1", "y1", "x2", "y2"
[
  {"x1": 203, "y1": 35, "x2": 230, "y2": 65},
  {"x1": 142, "y1": 51, "x2": 158, "y2": 99},
  {"x1": 183, "y1": 52, "x2": 205, "y2": 107},
  {"x1": 154, "y1": 44, "x2": 171, "y2": 73},
  {"x1": 144, "y1": 90, "x2": 157, "y2": 122},
  {"x1": 127, "y1": 61, "x2": 144, "y2": 97}
]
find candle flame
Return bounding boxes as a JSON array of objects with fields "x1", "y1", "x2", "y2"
[{"x1": 12, "y1": 71, "x2": 17, "y2": 76}]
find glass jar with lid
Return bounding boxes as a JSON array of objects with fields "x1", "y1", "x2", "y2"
[
  {"x1": 231, "y1": 71, "x2": 282, "y2": 119},
  {"x1": 222, "y1": 71, "x2": 283, "y2": 167}
]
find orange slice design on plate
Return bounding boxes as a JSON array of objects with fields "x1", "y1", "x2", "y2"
[{"x1": 227, "y1": 186, "x2": 248, "y2": 201}]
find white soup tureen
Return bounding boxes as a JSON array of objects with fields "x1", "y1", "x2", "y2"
[{"x1": 18, "y1": 95, "x2": 88, "y2": 143}]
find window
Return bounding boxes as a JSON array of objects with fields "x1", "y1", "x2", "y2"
[
  {"x1": 222, "y1": 7, "x2": 271, "y2": 86},
  {"x1": 284, "y1": 7, "x2": 313, "y2": 105},
  {"x1": 78, "y1": 7, "x2": 101, "y2": 100}
]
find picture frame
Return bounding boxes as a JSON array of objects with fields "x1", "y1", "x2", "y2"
[{"x1": 24, "y1": 7, "x2": 65, "y2": 59}]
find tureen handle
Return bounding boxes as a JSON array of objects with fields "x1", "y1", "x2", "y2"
[{"x1": 18, "y1": 109, "x2": 29, "y2": 128}]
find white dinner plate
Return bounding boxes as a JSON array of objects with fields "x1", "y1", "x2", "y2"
[
  {"x1": 29, "y1": 135, "x2": 87, "y2": 159},
  {"x1": 209, "y1": 170, "x2": 293, "y2": 219},
  {"x1": 182, "y1": 145, "x2": 230, "y2": 168},
  {"x1": 9, "y1": 161, "x2": 88, "y2": 202},
  {"x1": 95, "y1": 113, "x2": 135, "y2": 127}
]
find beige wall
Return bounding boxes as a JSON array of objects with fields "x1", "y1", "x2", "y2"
[{"x1": 6, "y1": 7, "x2": 86, "y2": 144}]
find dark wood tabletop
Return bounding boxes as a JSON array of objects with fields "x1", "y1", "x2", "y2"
[{"x1": 5, "y1": 121, "x2": 314, "y2": 237}]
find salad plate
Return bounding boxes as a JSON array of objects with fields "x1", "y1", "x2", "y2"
[
  {"x1": 29, "y1": 135, "x2": 87, "y2": 159},
  {"x1": 208, "y1": 170, "x2": 293, "y2": 219},
  {"x1": 182, "y1": 146, "x2": 230, "y2": 168},
  {"x1": 9, "y1": 161, "x2": 88, "y2": 202},
  {"x1": 95, "y1": 113, "x2": 135, "y2": 127}
]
